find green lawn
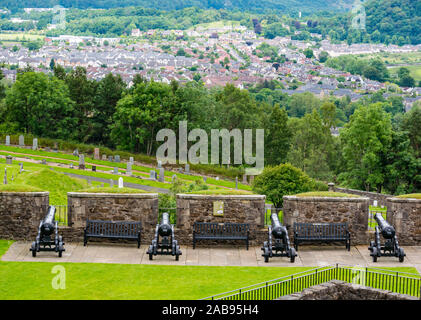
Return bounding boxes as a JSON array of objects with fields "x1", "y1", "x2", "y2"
[{"x1": 0, "y1": 240, "x2": 312, "y2": 300}]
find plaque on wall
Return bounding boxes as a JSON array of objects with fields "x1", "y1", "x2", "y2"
[{"x1": 213, "y1": 201, "x2": 224, "y2": 217}]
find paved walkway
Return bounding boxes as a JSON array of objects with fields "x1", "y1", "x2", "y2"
[{"x1": 3, "y1": 242, "x2": 421, "y2": 272}]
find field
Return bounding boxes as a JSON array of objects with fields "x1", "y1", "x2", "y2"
[
  {"x1": 0, "y1": 32, "x2": 44, "y2": 42},
  {"x1": 389, "y1": 65, "x2": 421, "y2": 82},
  {"x1": 356, "y1": 51, "x2": 421, "y2": 65}
]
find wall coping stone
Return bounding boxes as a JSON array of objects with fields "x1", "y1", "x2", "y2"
[
  {"x1": 67, "y1": 192, "x2": 158, "y2": 199},
  {"x1": 176, "y1": 194, "x2": 266, "y2": 200},
  {"x1": 283, "y1": 196, "x2": 369, "y2": 202},
  {"x1": 0, "y1": 192, "x2": 49, "y2": 197},
  {"x1": 386, "y1": 197, "x2": 421, "y2": 203}
]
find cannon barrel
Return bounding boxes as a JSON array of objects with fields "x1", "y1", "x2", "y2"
[
  {"x1": 158, "y1": 212, "x2": 172, "y2": 237},
  {"x1": 270, "y1": 213, "x2": 287, "y2": 239},
  {"x1": 40, "y1": 206, "x2": 56, "y2": 236},
  {"x1": 374, "y1": 213, "x2": 395, "y2": 239}
]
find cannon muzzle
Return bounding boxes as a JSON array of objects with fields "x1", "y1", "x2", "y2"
[
  {"x1": 158, "y1": 212, "x2": 172, "y2": 237},
  {"x1": 375, "y1": 213, "x2": 395, "y2": 239},
  {"x1": 271, "y1": 213, "x2": 287, "y2": 239},
  {"x1": 40, "y1": 206, "x2": 56, "y2": 236}
]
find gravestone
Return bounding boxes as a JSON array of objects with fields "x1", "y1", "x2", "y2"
[
  {"x1": 113, "y1": 167, "x2": 118, "y2": 175},
  {"x1": 129, "y1": 157, "x2": 134, "y2": 164},
  {"x1": 3, "y1": 168, "x2": 7, "y2": 185},
  {"x1": 92, "y1": 166, "x2": 96, "y2": 172},
  {"x1": 102, "y1": 155, "x2": 107, "y2": 161},
  {"x1": 235, "y1": 177, "x2": 238, "y2": 190},
  {"x1": 19, "y1": 135, "x2": 24, "y2": 146},
  {"x1": 41, "y1": 159, "x2": 47, "y2": 165},
  {"x1": 158, "y1": 168, "x2": 165, "y2": 182},
  {"x1": 150, "y1": 170, "x2": 157, "y2": 180},
  {"x1": 32, "y1": 138, "x2": 38, "y2": 150},
  {"x1": 79, "y1": 154, "x2": 85, "y2": 170},
  {"x1": 94, "y1": 148, "x2": 100, "y2": 160},
  {"x1": 118, "y1": 177, "x2": 124, "y2": 188},
  {"x1": 45, "y1": 147, "x2": 51, "y2": 152},
  {"x1": 110, "y1": 179, "x2": 114, "y2": 187},
  {"x1": 108, "y1": 155, "x2": 113, "y2": 162},
  {"x1": 114, "y1": 155, "x2": 120, "y2": 163},
  {"x1": 157, "y1": 160, "x2": 162, "y2": 168},
  {"x1": 6, "y1": 155, "x2": 12, "y2": 165},
  {"x1": 185, "y1": 163, "x2": 190, "y2": 174},
  {"x1": 73, "y1": 149, "x2": 79, "y2": 157},
  {"x1": 53, "y1": 142, "x2": 58, "y2": 151},
  {"x1": 203, "y1": 177, "x2": 207, "y2": 183},
  {"x1": 70, "y1": 163, "x2": 74, "y2": 169},
  {"x1": 19, "y1": 163, "x2": 23, "y2": 173},
  {"x1": 242, "y1": 174, "x2": 247, "y2": 184},
  {"x1": 373, "y1": 200, "x2": 378, "y2": 207},
  {"x1": 172, "y1": 174, "x2": 177, "y2": 182},
  {"x1": 215, "y1": 176, "x2": 219, "y2": 181},
  {"x1": 5, "y1": 136, "x2": 10, "y2": 146},
  {"x1": 126, "y1": 162, "x2": 132, "y2": 176}
]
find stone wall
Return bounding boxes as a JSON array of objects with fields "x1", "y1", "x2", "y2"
[
  {"x1": 283, "y1": 196, "x2": 370, "y2": 245},
  {"x1": 278, "y1": 280, "x2": 418, "y2": 300},
  {"x1": 176, "y1": 194, "x2": 266, "y2": 245},
  {"x1": 331, "y1": 184, "x2": 392, "y2": 207},
  {"x1": 66, "y1": 192, "x2": 159, "y2": 243},
  {"x1": 386, "y1": 197, "x2": 421, "y2": 245},
  {"x1": 0, "y1": 192, "x2": 49, "y2": 240}
]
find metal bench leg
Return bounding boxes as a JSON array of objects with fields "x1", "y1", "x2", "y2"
[
  {"x1": 137, "y1": 233, "x2": 141, "y2": 249},
  {"x1": 193, "y1": 236, "x2": 196, "y2": 249},
  {"x1": 246, "y1": 238, "x2": 249, "y2": 250}
]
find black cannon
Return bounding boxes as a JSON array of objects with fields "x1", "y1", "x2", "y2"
[
  {"x1": 147, "y1": 212, "x2": 181, "y2": 261},
  {"x1": 30, "y1": 206, "x2": 65, "y2": 257},
  {"x1": 261, "y1": 213, "x2": 297, "y2": 263},
  {"x1": 368, "y1": 213, "x2": 405, "y2": 262}
]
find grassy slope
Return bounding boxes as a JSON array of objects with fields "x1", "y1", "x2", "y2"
[
  {"x1": 396, "y1": 193, "x2": 421, "y2": 199},
  {"x1": 0, "y1": 161, "x2": 101, "y2": 204},
  {"x1": 293, "y1": 191, "x2": 361, "y2": 197},
  {"x1": 0, "y1": 145, "x2": 252, "y2": 191}
]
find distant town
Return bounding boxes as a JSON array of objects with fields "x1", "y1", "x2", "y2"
[{"x1": 0, "y1": 16, "x2": 420, "y2": 111}]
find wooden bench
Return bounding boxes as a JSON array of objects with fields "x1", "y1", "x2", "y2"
[
  {"x1": 193, "y1": 222, "x2": 250, "y2": 250},
  {"x1": 293, "y1": 222, "x2": 351, "y2": 251},
  {"x1": 84, "y1": 220, "x2": 142, "y2": 248}
]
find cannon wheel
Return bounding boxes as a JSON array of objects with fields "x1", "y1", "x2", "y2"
[
  {"x1": 399, "y1": 248, "x2": 405, "y2": 262},
  {"x1": 372, "y1": 247, "x2": 378, "y2": 262},
  {"x1": 289, "y1": 248, "x2": 296, "y2": 263}
]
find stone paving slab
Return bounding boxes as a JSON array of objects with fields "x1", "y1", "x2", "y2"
[{"x1": 2, "y1": 242, "x2": 420, "y2": 269}]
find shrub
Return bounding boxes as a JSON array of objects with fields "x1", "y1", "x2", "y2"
[{"x1": 251, "y1": 163, "x2": 313, "y2": 207}]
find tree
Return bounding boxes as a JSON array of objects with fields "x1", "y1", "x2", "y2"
[
  {"x1": 252, "y1": 163, "x2": 313, "y2": 208},
  {"x1": 318, "y1": 51, "x2": 329, "y2": 63},
  {"x1": 339, "y1": 103, "x2": 392, "y2": 192},
  {"x1": 110, "y1": 79, "x2": 181, "y2": 155},
  {"x1": 303, "y1": 48, "x2": 314, "y2": 59},
  {"x1": 64, "y1": 67, "x2": 98, "y2": 142},
  {"x1": 5, "y1": 72, "x2": 74, "y2": 139},
  {"x1": 401, "y1": 103, "x2": 421, "y2": 158},
  {"x1": 287, "y1": 110, "x2": 334, "y2": 180},
  {"x1": 49, "y1": 58, "x2": 55, "y2": 71},
  {"x1": 91, "y1": 73, "x2": 126, "y2": 145},
  {"x1": 265, "y1": 106, "x2": 292, "y2": 166}
]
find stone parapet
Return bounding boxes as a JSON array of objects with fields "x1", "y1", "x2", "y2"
[{"x1": 283, "y1": 196, "x2": 370, "y2": 245}]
